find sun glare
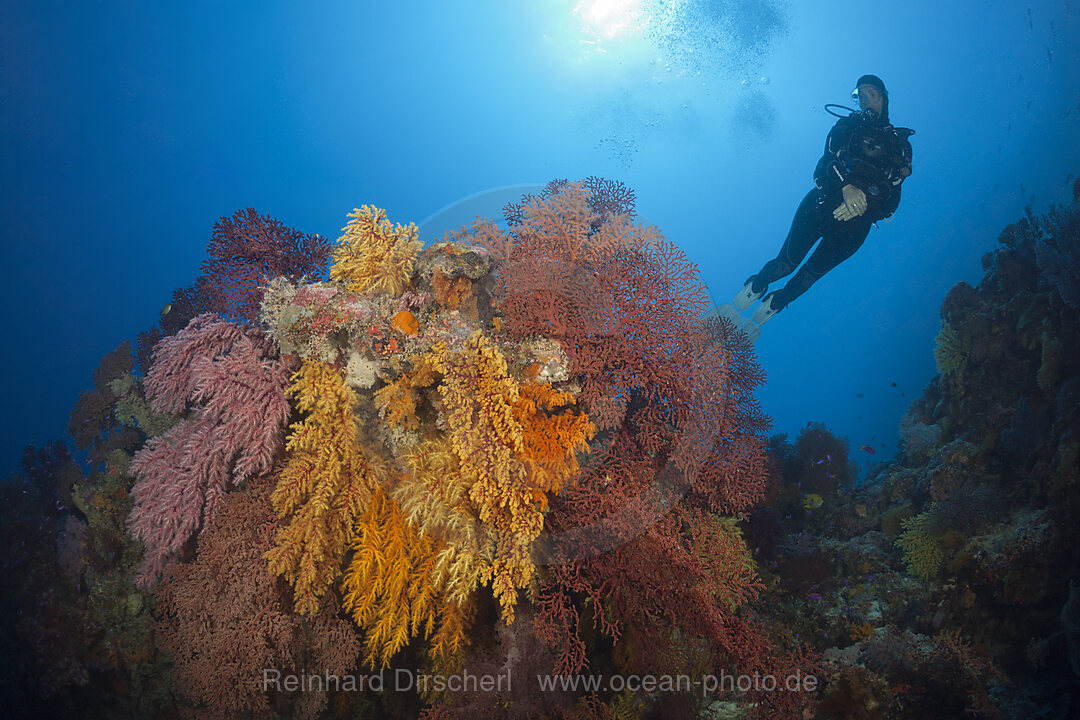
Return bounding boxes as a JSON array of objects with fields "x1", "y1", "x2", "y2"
[{"x1": 574, "y1": 0, "x2": 646, "y2": 41}]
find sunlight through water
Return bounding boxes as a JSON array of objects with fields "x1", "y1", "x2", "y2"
[{"x1": 574, "y1": 0, "x2": 646, "y2": 41}]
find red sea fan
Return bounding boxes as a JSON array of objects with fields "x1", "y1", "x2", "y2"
[
  {"x1": 536, "y1": 488, "x2": 817, "y2": 718},
  {"x1": 502, "y1": 176, "x2": 635, "y2": 229},
  {"x1": 135, "y1": 210, "x2": 325, "y2": 367},
  {"x1": 485, "y1": 181, "x2": 803, "y2": 710},
  {"x1": 127, "y1": 314, "x2": 292, "y2": 587},
  {"x1": 201, "y1": 207, "x2": 331, "y2": 322},
  {"x1": 581, "y1": 174, "x2": 636, "y2": 222},
  {"x1": 481, "y1": 184, "x2": 712, "y2": 447},
  {"x1": 687, "y1": 317, "x2": 772, "y2": 514},
  {"x1": 155, "y1": 480, "x2": 360, "y2": 720}
]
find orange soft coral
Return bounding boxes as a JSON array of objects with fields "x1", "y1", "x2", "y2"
[
  {"x1": 340, "y1": 476, "x2": 480, "y2": 670},
  {"x1": 431, "y1": 270, "x2": 476, "y2": 318},
  {"x1": 514, "y1": 382, "x2": 595, "y2": 505},
  {"x1": 341, "y1": 487, "x2": 439, "y2": 668}
]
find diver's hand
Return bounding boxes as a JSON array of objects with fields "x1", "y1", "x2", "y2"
[
  {"x1": 833, "y1": 184, "x2": 867, "y2": 221},
  {"x1": 834, "y1": 203, "x2": 857, "y2": 221}
]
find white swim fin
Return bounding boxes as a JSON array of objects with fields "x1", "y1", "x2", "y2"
[
  {"x1": 744, "y1": 295, "x2": 780, "y2": 344},
  {"x1": 733, "y1": 281, "x2": 765, "y2": 311}
]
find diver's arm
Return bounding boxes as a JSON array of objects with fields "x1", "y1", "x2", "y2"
[
  {"x1": 813, "y1": 117, "x2": 854, "y2": 194},
  {"x1": 899, "y1": 137, "x2": 913, "y2": 181}
]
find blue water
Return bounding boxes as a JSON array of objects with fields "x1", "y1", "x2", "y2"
[{"x1": 2, "y1": 0, "x2": 1077, "y2": 478}]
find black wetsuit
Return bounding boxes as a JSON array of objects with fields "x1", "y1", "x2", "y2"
[{"x1": 749, "y1": 110, "x2": 913, "y2": 310}]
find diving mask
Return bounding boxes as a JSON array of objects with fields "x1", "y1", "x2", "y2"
[{"x1": 851, "y1": 86, "x2": 882, "y2": 117}]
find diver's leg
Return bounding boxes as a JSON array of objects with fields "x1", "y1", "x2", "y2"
[
  {"x1": 747, "y1": 189, "x2": 828, "y2": 294},
  {"x1": 718, "y1": 189, "x2": 825, "y2": 328},
  {"x1": 766, "y1": 216, "x2": 872, "y2": 310}
]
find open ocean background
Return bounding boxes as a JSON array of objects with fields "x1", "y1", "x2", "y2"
[{"x1": 3, "y1": 0, "x2": 1078, "y2": 479}]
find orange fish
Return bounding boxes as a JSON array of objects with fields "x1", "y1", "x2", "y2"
[{"x1": 860, "y1": 445, "x2": 875, "y2": 455}]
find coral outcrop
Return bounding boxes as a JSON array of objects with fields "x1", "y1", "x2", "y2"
[{"x1": 5, "y1": 180, "x2": 816, "y2": 719}]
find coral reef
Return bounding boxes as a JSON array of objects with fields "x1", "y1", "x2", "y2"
[
  {"x1": 27, "y1": 178, "x2": 1080, "y2": 719},
  {"x1": 747, "y1": 194, "x2": 1080, "y2": 718},
  {"x1": 1, "y1": 179, "x2": 811, "y2": 720},
  {"x1": 1030, "y1": 204, "x2": 1080, "y2": 310}
]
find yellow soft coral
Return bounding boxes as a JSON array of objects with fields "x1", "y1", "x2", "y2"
[
  {"x1": 330, "y1": 205, "x2": 422, "y2": 296},
  {"x1": 934, "y1": 322, "x2": 969, "y2": 377},
  {"x1": 265, "y1": 360, "x2": 383, "y2": 615},
  {"x1": 896, "y1": 508, "x2": 945, "y2": 580},
  {"x1": 341, "y1": 484, "x2": 476, "y2": 669},
  {"x1": 430, "y1": 332, "x2": 592, "y2": 623},
  {"x1": 397, "y1": 439, "x2": 486, "y2": 549},
  {"x1": 396, "y1": 437, "x2": 492, "y2": 606},
  {"x1": 373, "y1": 375, "x2": 422, "y2": 430},
  {"x1": 373, "y1": 349, "x2": 451, "y2": 430},
  {"x1": 430, "y1": 334, "x2": 535, "y2": 622}
]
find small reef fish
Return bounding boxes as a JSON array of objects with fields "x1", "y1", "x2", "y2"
[
  {"x1": 802, "y1": 493, "x2": 824, "y2": 510},
  {"x1": 160, "y1": 303, "x2": 172, "y2": 317},
  {"x1": 860, "y1": 445, "x2": 875, "y2": 454}
]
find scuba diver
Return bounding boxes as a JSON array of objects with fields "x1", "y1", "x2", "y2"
[{"x1": 716, "y1": 75, "x2": 914, "y2": 343}]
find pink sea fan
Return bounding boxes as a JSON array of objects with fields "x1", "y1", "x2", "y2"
[
  {"x1": 395, "y1": 290, "x2": 430, "y2": 311},
  {"x1": 142, "y1": 314, "x2": 278, "y2": 415},
  {"x1": 127, "y1": 314, "x2": 292, "y2": 587},
  {"x1": 293, "y1": 283, "x2": 339, "y2": 305},
  {"x1": 339, "y1": 295, "x2": 374, "y2": 318}
]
